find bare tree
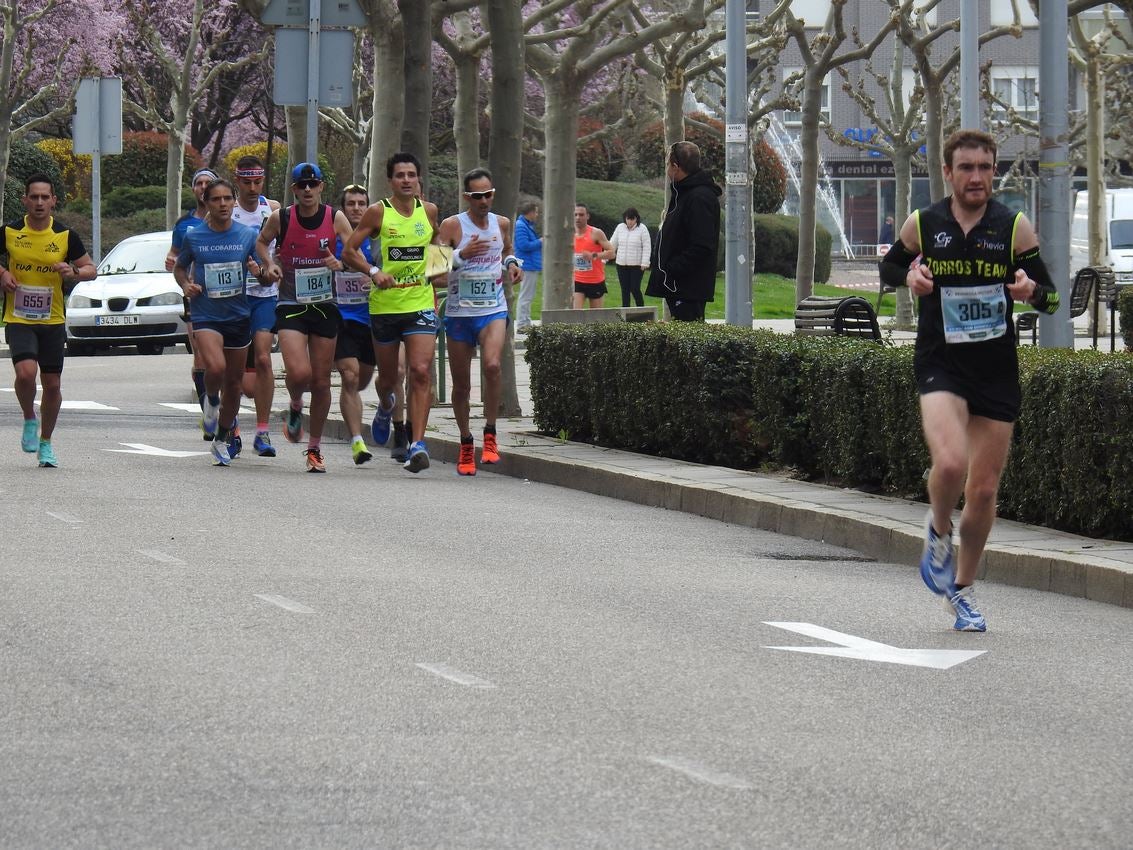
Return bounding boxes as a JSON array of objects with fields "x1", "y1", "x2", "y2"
[
  {"x1": 526, "y1": 0, "x2": 712, "y2": 310},
  {"x1": 784, "y1": 0, "x2": 896, "y2": 300},
  {"x1": 399, "y1": 0, "x2": 432, "y2": 190}
]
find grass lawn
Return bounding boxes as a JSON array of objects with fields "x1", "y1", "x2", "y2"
[{"x1": 523, "y1": 267, "x2": 894, "y2": 321}]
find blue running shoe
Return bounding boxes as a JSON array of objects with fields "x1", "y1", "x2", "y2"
[
  {"x1": 371, "y1": 392, "x2": 394, "y2": 446},
  {"x1": 947, "y1": 585, "x2": 987, "y2": 632},
  {"x1": 919, "y1": 510, "x2": 955, "y2": 596},
  {"x1": 227, "y1": 417, "x2": 242, "y2": 459},
  {"x1": 37, "y1": 440, "x2": 58, "y2": 468},
  {"x1": 21, "y1": 419, "x2": 38, "y2": 453},
  {"x1": 253, "y1": 431, "x2": 276, "y2": 457},
  {"x1": 404, "y1": 439, "x2": 430, "y2": 473},
  {"x1": 211, "y1": 436, "x2": 231, "y2": 466}
]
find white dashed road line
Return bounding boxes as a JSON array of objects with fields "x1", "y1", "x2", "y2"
[
  {"x1": 45, "y1": 511, "x2": 83, "y2": 524},
  {"x1": 137, "y1": 549, "x2": 186, "y2": 565},
  {"x1": 254, "y1": 594, "x2": 316, "y2": 614},
  {"x1": 415, "y1": 663, "x2": 497, "y2": 689},
  {"x1": 646, "y1": 756, "x2": 752, "y2": 790}
]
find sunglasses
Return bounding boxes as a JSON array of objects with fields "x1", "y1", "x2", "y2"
[
  {"x1": 294, "y1": 180, "x2": 320, "y2": 190},
  {"x1": 463, "y1": 189, "x2": 495, "y2": 200}
]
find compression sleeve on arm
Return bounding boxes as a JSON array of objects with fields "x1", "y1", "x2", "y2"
[
  {"x1": 878, "y1": 239, "x2": 918, "y2": 289},
  {"x1": 1016, "y1": 247, "x2": 1060, "y2": 315}
]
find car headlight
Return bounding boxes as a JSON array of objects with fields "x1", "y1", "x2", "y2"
[
  {"x1": 140, "y1": 292, "x2": 183, "y2": 307},
  {"x1": 69, "y1": 294, "x2": 93, "y2": 309}
]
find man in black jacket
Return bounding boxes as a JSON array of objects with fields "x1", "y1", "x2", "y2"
[{"x1": 645, "y1": 141, "x2": 722, "y2": 321}]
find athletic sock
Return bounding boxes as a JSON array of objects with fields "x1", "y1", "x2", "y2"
[
  {"x1": 206, "y1": 393, "x2": 220, "y2": 407},
  {"x1": 483, "y1": 424, "x2": 496, "y2": 436},
  {"x1": 192, "y1": 369, "x2": 206, "y2": 398},
  {"x1": 308, "y1": 437, "x2": 321, "y2": 451}
]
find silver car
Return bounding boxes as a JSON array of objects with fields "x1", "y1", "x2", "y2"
[{"x1": 65, "y1": 230, "x2": 189, "y2": 355}]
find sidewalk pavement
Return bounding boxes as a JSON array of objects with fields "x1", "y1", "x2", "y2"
[{"x1": 317, "y1": 319, "x2": 1133, "y2": 612}]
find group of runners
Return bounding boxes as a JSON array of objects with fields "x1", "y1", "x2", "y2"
[{"x1": 169, "y1": 151, "x2": 521, "y2": 474}]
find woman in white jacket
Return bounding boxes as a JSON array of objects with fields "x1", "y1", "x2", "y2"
[{"x1": 609, "y1": 207, "x2": 651, "y2": 308}]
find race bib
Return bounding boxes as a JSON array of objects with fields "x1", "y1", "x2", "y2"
[
  {"x1": 295, "y1": 266, "x2": 333, "y2": 303},
  {"x1": 457, "y1": 274, "x2": 498, "y2": 308},
  {"x1": 573, "y1": 252, "x2": 591, "y2": 273},
  {"x1": 203, "y1": 261, "x2": 244, "y2": 299},
  {"x1": 335, "y1": 271, "x2": 370, "y2": 305},
  {"x1": 12, "y1": 285, "x2": 53, "y2": 320},
  {"x1": 940, "y1": 283, "x2": 1007, "y2": 343}
]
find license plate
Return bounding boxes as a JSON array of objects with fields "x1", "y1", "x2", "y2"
[{"x1": 95, "y1": 315, "x2": 141, "y2": 326}]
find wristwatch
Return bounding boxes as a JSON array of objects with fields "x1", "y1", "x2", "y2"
[{"x1": 368, "y1": 266, "x2": 380, "y2": 278}]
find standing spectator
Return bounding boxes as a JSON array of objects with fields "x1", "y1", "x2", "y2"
[
  {"x1": 645, "y1": 141, "x2": 721, "y2": 322},
  {"x1": 609, "y1": 207, "x2": 651, "y2": 307},
  {"x1": 514, "y1": 200, "x2": 542, "y2": 333}
]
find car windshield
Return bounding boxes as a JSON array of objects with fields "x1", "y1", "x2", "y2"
[
  {"x1": 98, "y1": 238, "x2": 169, "y2": 275},
  {"x1": 1111, "y1": 220, "x2": 1133, "y2": 251}
]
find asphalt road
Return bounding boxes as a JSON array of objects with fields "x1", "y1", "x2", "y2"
[{"x1": 2, "y1": 351, "x2": 1131, "y2": 849}]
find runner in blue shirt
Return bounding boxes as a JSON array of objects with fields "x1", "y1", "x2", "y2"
[{"x1": 174, "y1": 178, "x2": 261, "y2": 467}]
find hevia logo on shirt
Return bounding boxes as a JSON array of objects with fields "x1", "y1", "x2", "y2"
[
  {"x1": 415, "y1": 222, "x2": 427, "y2": 237},
  {"x1": 933, "y1": 232, "x2": 952, "y2": 249}
]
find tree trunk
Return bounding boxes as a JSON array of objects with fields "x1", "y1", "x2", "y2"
[
  {"x1": 540, "y1": 75, "x2": 583, "y2": 311},
  {"x1": 451, "y1": 42, "x2": 481, "y2": 180},
  {"x1": 663, "y1": 68, "x2": 685, "y2": 153},
  {"x1": 369, "y1": 20, "x2": 405, "y2": 194},
  {"x1": 1086, "y1": 52, "x2": 1106, "y2": 334},
  {"x1": 794, "y1": 65, "x2": 824, "y2": 300},
  {"x1": 166, "y1": 88, "x2": 191, "y2": 229},
  {"x1": 487, "y1": 0, "x2": 525, "y2": 419},
  {"x1": 285, "y1": 106, "x2": 307, "y2": 206},
  {"x1": 921, "y1": 71, "x2": 946, "y2": 202},
  {"x1": 0, "y1": 115, "x2": 11, "y2": 223},
  {"x1": 398, "y1": 0, "x2": 432, "y2": 191},
  {"x1": 892, "y1": 148, "x2": 915, "y2": 329}
]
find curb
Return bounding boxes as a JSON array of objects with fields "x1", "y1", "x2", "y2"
[{"x1": 315, "y1": 413, "x2": 1133, "y2": 611}]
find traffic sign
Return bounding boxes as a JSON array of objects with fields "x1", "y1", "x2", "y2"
[
  {"x1": 272, "y1": 28, "x2": 355, "y2": 107},
  {"x1": 262, "y1": 0, "x2": 366, "y2": 27}
]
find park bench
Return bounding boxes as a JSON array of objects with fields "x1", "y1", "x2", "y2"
[
  {"x1": 1016, "y1": 265, "x2": 1116, "y2": 349},
  {"x1": 794, "y1": 295, "x2": 882, "y2": 342}
]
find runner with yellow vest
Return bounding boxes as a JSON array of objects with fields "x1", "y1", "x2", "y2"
[
  {"x1": 0, "y1": 173, "x2": 96, "y2": 468},
  {"x1": 342, "y1": 152, "x2": 441, "y2": 474}
]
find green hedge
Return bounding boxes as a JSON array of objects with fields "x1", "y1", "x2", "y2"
[
  {"x1": 754, "y1": 214, "x2": 832, "y2": 283},
  {"x1": 1119, "y1": 286, "x2": 1133, "y2": 350},
  {"x1": 527, "y1": 323, "x2": 1133, "y2": 540},
  {"x1": 102, "y1": 185, "x2": 194, "y2": 217}
]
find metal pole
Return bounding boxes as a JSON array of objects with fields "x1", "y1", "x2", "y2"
[
  {"x1": 1038, "y1": 0, "x2": 1073, "y2": 348},
  {"x1": 724, "y1": 0, "x2": 752, "y2": 326},
  {"x1": 960, "y1": 0, "x2": 980, "y2": 129},
  {"x1": 306, "y1": 0, "x2": 320, "y2": 164},
  {"x1": 91, "y1": 151, "x2": 101, "y2": 265}
]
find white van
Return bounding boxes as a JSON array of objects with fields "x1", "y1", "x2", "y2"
[{"x1": 1070, "y1": 187, "x2": 1133, "y2": 284}]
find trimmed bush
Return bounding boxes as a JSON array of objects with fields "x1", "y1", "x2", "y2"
[
  {"x1": 102, "y1": 185, "x2": 195, "y2": 217},
  {"x1": 753, "y1": 214, "x2": 832, "y2": 283},
  {"x1": 101, "y1": 132, "x2": 203, "y2": 190},
  {"x1": 1119, "y1": 286, "x2": 1133, "y2": 350},
  {"x1": 223, "y1": 141, "x2": 290, "y2": 201},
  {"x1": 527, "y1": 323, "x2": 1133, "y2": 540},
  {"x1": 752, "y1": 138, "x2": 787, "y2": 214},
  {"x1": 635, "y1": 112, "x2": 726, "y2": 186},
  {"x1": 575, "y1": 177, "x2": 666, "y2": 236}
]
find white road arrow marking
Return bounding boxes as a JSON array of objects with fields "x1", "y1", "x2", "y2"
[
  {"x1": 105, "y1": 443, "x2": 208, "y2": 458},
  {"x1": 415, "y1": 663, "x2": 497, "y2": 689},
  {"x1": 255, "y1": 594, "x2": 315, "y2": 614},
  {"x1": 48, "y1": 400, "x2": 119, "y2": 410},
  {"x1": 763, "y1": 622, "x2": 986, "y2": 670},
  {"x1": 159, "y1": 402, "x2": 256, "y2": 414}
]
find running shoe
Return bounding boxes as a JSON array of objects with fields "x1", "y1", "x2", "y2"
[
  {"x1": 305, "y1": 447, "x2": 326, "y2": 473},
  {"x1": 37, "y1": 441, "x2": 58, "y2": 468},
  {"x1": 253, "y1": 432, "x2": 276, "y2": 457},
  {"x1": 352, "y1": 439, "x2": 373, "y2": 466},
  {"x1": 201, "y1": 396, "x2": 219, "y2": 440},
  {"x1": 947, "y1": 585, "x2": 987, "y2": 632},
  {"x1": 481, "y1": 431, "x2": 500, "y2": 465},
  {"x1": 371, "y1": 392, "x2": 395, "y2": 446},
  {"x1": 404, "y1": 440, "x2": 430, "y2": 473},
  {"x1": 919, "y1": 509, "x2": 955, "y2": 597},
  {"x1": 21, "y1": 419, "x2": 38, "y2": 453},
  {"x1": 457, "y1": 439, "x2": 476, "y2": 476},
  {"x1": 283, "y1": 405, "x2": 304, "y2": 443},
  {"x1": 227, "y1": 417, "x2": 242, "y2": 459},
  {"x1": 390, "y1": 427, "x2": 408, "y2": 462},
  {"x1": 210, "y1": 436, "x2": 231, "y2": 466}
]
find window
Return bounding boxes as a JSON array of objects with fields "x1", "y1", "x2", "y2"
[
  {"x1": 990, "y1": 0, "x2": 1038, "y2": 27},
  {"x1": 989, "y1": 66, "x2": 1039, "y2": 119},
  {"x1": 782, "y1": 70, "x2": 830, "y2": 127},
  {"x1": 788, "y1": 0, "x2": 831, "y2": 26}
]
